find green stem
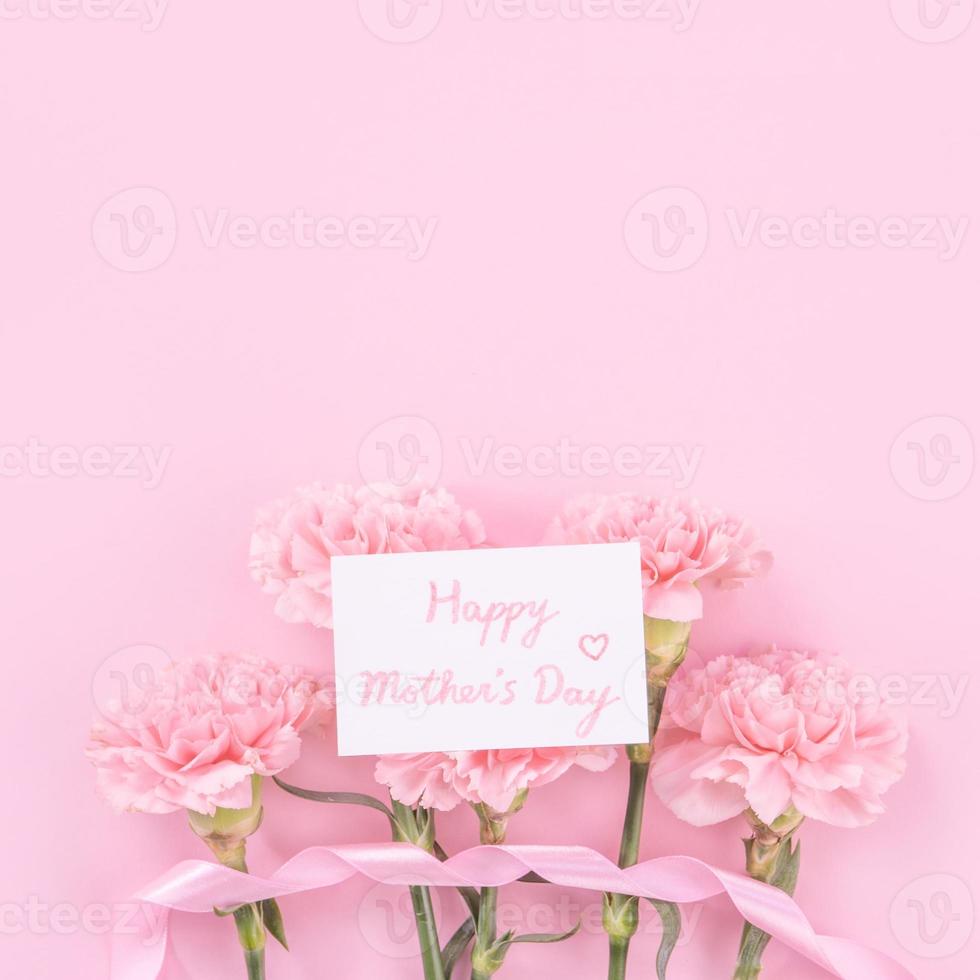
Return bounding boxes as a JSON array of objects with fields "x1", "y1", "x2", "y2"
[
  {"x1": 732, "y1": 819, "x2": 802, "y2": 980},
  {"x1": 236, "y1": 921, "x2": 266, "y2": 980},
  {"x1": 390, "y1": 800, "x2": 446, "y2": 980},
  {"x1": 604, "y1": 692, "x2": 665, "y2": 980},
  {"x1": 618, "y1": 758, "x2": 651, "y2": 868},
  {"x1": 604, "y1": 617, "x2": 691, "y2": 980},
  {"x1": 410, "y1": 883, "x2": 447, "y2": 980},
  {"x1": 734, "y1": 915, "x2": 772, "y2": 979},
  {"x1": 604, "y1": 757, "x2": 651, "y2": 978},
  {"x1": 732, "y1": 951, "x2": 763, "y2": 980},
  {"x1": 214, "y1": 844, "x2": 267, "y2": 980},
  {"x1": 189, "y1": 777, "x2": 269, "y2": 979},
  {"x1": 471, "y1": 886, "x2": 499, "y2": 980},
  {"x1": 608, "y1": 935, "x2": 631, "y2": 980},
  {"x1": 732, "y1": 840, "x2": 785, "y2": 979}
]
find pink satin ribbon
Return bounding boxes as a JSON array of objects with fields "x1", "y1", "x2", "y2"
[{"x1": 113, "y1": 843, "x2": 914, "y2": 979}]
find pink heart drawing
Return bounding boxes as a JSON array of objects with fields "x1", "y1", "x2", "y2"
[{"x1": 578, "y1": 633, "x2": 610, "y2": 661}]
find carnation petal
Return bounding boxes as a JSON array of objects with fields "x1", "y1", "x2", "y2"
[
  {"x1": 651, "y1": 648, "x2": 906, "y2": 831},
  {"x1": 651, "y1": 737, "x2": 747, "y2": 826},
  {"x1": 86, "y1": 655, "x2": 330, "y2": 816},
  {"x1": 737, "y1": 752, "x2": 795, "y2": 825}
]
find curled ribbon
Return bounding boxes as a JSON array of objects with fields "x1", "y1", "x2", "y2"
[{"x1": 113, "y1": 843, "x2": 914, "y2": 980}]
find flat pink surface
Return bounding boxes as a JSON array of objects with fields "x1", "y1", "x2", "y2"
[{"x1": 1, "y1": 3, "x2": 977, "y2": 978}]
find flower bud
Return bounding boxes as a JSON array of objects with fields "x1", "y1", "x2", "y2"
[
  {"x1": 188, "y1": 775, "x2": 264, "y2": 868},
  {"x1": 644, "y1": 617, "x2": 693, "y2": 686},
  {"x1": 472, "y1": 789, "x2": 529, "y2": 845},
  {"x1": 602, "y1": 892, "x2": 640, "y2": 942},
  {"x1": 630, "y1": 617, "x2": 693, "y2": 757},
  {"x1": 471, "y1": 940, "x2": 509, "y2": 977}
]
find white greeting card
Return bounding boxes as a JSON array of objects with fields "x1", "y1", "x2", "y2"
[{"x1": 330, "y1": 542, "x2": 648, "y2": 755}]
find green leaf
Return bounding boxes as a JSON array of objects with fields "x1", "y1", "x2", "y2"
[
  {"x1": 261, "y1": 898, "x2": 289, "y2": 951},
  {"x1": 506, "y1": 920, "x2": 582, "y2": 945},
  {"x1": 441, "y1": 917, "x2": 476, "y2": 976},
  {"x1": 272, "y1": 777, "x2": 397, "y2": 833},
  {"x1": 646, "y1": 899, "x2": 681, "y2": 980},
  {"x1": 453, "y1": 884, "x2": 481, "y2": 923}
]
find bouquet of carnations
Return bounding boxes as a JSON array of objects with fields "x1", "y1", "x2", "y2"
[{"x1": 87, "y1": 483, "x2": 907, "y2": 980}]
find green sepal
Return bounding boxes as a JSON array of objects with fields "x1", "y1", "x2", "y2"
[
  {"x1": 212, "y1": 903, "x2": 247, "y2": 918},
  {"x1": 232, "y1": 902, "x2": 266, "y2": 953},
  {"x1": 261, "y1": 898, "x2": 289, "y2": 950},
  {"x1": 473, "y1": 921, "x2": 581, "y2": 977}
]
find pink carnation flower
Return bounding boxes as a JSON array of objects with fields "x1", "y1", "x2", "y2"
[
  {"x1": 250, "y1": 482, "x2": 486, "y2": 629},
  {"x1": 454, "y1": 748, "x2": 618, "y2": 812},
  {"x1": 651, "y1": 649, "x2": 907, "y2": 828},
  {"x1": 86, "y1": 654, "x2": 331, "y2": 816},
  {"x1": 375, "y1": 746, "x2": 618, "y2": 813},
  {"x1": 372, "y1": 752, "x2": 464, "y2": 812},
  {"x1": 703, "y1": 511, "x2": 773, "y2": 591},
  {"x1": 544, "y1": 493, "x2": 772, "y2": 621}
]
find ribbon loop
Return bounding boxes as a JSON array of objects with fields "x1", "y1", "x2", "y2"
[{"x1": 113, "y1": 843, "x2": 914, "y2": 980}]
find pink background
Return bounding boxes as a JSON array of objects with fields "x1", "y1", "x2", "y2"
[{"x1": 1, "y1": 2, "x2": 977, "y2": 978}]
